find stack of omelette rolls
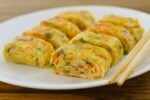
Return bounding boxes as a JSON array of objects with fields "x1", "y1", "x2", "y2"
[
  {"x1": 3, "y1": 11, "x2": 144, "y2": 79},
  {"x1": 3, "y1": 10, "x2": 95, "y2": 68}
]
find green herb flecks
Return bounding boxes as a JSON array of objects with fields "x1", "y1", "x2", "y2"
[
  {"x1": 63, "y1": 53, "x2": 67, "y2": 58},
  {"x1": 117, "y1": 45, "x2": 123, "y2": 49},
  {"x1": 36, "y1": 46, "x2": 42, "y2": 51},
  {"x1": 49, "y1": 63, "x2": 55, "y2": 68},
  {"x1": 45, "y1": 32, "x2": 52, "y2": 38},
  {"x1": 7, "y1": 48, "x2": 11, "y2": 53},
  {"x1": 79, "y1": 38, "x2": 86, "y2": 43},
  {"x1": 64, "y1": 62, "x2": 70, "y2": 66},
  {"x1": 85, "y1": 60, "x2": 91, "y2": 64},
  {"x1": 95, "y1": 36, "x2": 101, "y2": 40}
]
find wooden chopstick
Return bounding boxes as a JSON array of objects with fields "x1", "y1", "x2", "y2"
[
  {"x1": 108, "y1": 30, "x2": 150, "y2": 84},
  {"x1": 117, "y1": 36, "x2": 150, "y2": 86}
]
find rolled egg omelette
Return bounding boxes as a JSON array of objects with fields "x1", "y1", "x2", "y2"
[
  {"x1": 56, "y1": 10, "x2": 95, "y2": 30},
  {"x1": 23, "y1": 26, "x2": 69, "y2": 49},
  {"x1": 40, "y1": 18, "x2": 81, "y2": 39},
  {"x1": 88, "y1": 22, "x2": 135, "y2": 53},
  {"x1": 50, "y1": 43, "x2": 112, "y2": 79},
  {"x1": 3, "y1": 35, "x2": 54, "y2": 68},
  {"x1": 71, "y1": 31, "x2": 123, "y2": 65},
  {"x1": 100, "y1": 15, "x2": 144, "y2": 42}
]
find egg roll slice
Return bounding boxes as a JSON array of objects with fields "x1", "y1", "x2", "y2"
[
  {"x1": 71, "y1": 31, "x2": 123, "y2": 65},
  {"x1": 23, "y1": 26, "x2": 69, "y2": 49},
  {"x1": 79, "y1": 10, "x2": 95, "y2": 26},
  {"x1": 73, "y1": 43, "x2": 112, "y2": 70},
  {"x1": 3, "y1": 35, "x2": 54, "y2": 68},
  {"x1": 50, "y1": 44, "x2": 109, "y2": 79},
  {"x1": 40, "y1": 18, "x2": 80, "y2": 39},
  {"x1": 100, "y1": 15, "x2": 144, "y2": 41},
  {"x1": 56, "y1": 11, "x2": 94, "y2": 30},
  {"x1": 88, "y1": 22, "x2": 135, "y2": 53}
]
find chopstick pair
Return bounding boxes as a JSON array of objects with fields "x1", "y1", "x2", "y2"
[{"x1": 109, "y1": 30, "x2": 150, "y2": 86}]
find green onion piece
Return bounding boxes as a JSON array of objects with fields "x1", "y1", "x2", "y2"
[
  {"x1": 95, "y1": 36, "x2": 101, "y2": 40},
  {"x1": 45, "y1": 32, "x2": 52, "y2": 38},
  {"x1": 49, "y1": 63, "x2": 55, "y2": 68},
  {"x1": 63, "y1": 53, "x2": 67, "y2": 58},
  {"x1": 36, "y1": 47, "x2": 42, "y2": 51},
  {"x1": 85, "y1": 60, "x2": 91, "y2": 64},
  {"x1": 79, "y1": 38, "x2": 86, "y2": 43},
  {"x1": 118, "y1": 45, "x2": 123, "y2": 49},
  {"x1": 7, "y1": 48, "x2": 11, "y2": 52},
  {"x1": 64, "y1": 62, "x2": 70, "y2": 66}
]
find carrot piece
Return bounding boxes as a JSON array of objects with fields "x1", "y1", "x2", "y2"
[
  {"x1": 87, "y1": 64, "x2": 94, "y2": 68},
  {"x1": 52, "y1": 53, "x2": 60, "y2": 61},
  {"x1": 65, "y1": 58, "x2": 73, "y2": 62}
]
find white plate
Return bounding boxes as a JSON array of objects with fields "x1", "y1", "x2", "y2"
[{"x1": 0, "y1": 6, "x2": 150, "y2": 90}]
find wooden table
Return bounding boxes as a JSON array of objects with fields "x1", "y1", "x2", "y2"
[{"x1": 0, "y1": 0, "x2": 150, "y2": 100}]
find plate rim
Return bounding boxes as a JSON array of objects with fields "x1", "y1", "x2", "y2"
[{"x1": 0, "y1": 66, "x2": 149, "y2": 90}]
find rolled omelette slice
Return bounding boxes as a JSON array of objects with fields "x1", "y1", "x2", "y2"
[
  {"x1": 56, "y1": 10, "x2": 95, "y2": 30},
  {"x1": 50, "y1": 43, "x2": 109, "y2": 79},
  {"x1": 3, "y1": 35, "x2": 54, "y2": 68},
  {"x1": 79, "y1": 10, "x2": 95, "y2": 26},
  {"x1": 75, "y1": 43, "x2": 112, "y2": 70},
  {"x1": 40, "y1": 18, "x2": 80, "y2": 39},
  {"x1": 70, "y1": 31, "x2": 123, "y2": 65},
  {"x1": 23, "y1": 26, "x2": 69, "y2": 49},
  {"x1": 88, "y1": 22, "x2": 135, "y2": 53},
  {"x1": 100, "y1": 15, "x2": 144, "y2": 42}
]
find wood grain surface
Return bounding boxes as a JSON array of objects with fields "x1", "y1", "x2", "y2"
[{"x1": 0, "y1": 0, "x2": 150, "y2": 100}]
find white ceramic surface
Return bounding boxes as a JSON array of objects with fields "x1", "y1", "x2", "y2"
[{"x1": 0, "y1": 6, "x2": 150, "y2": 90}]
